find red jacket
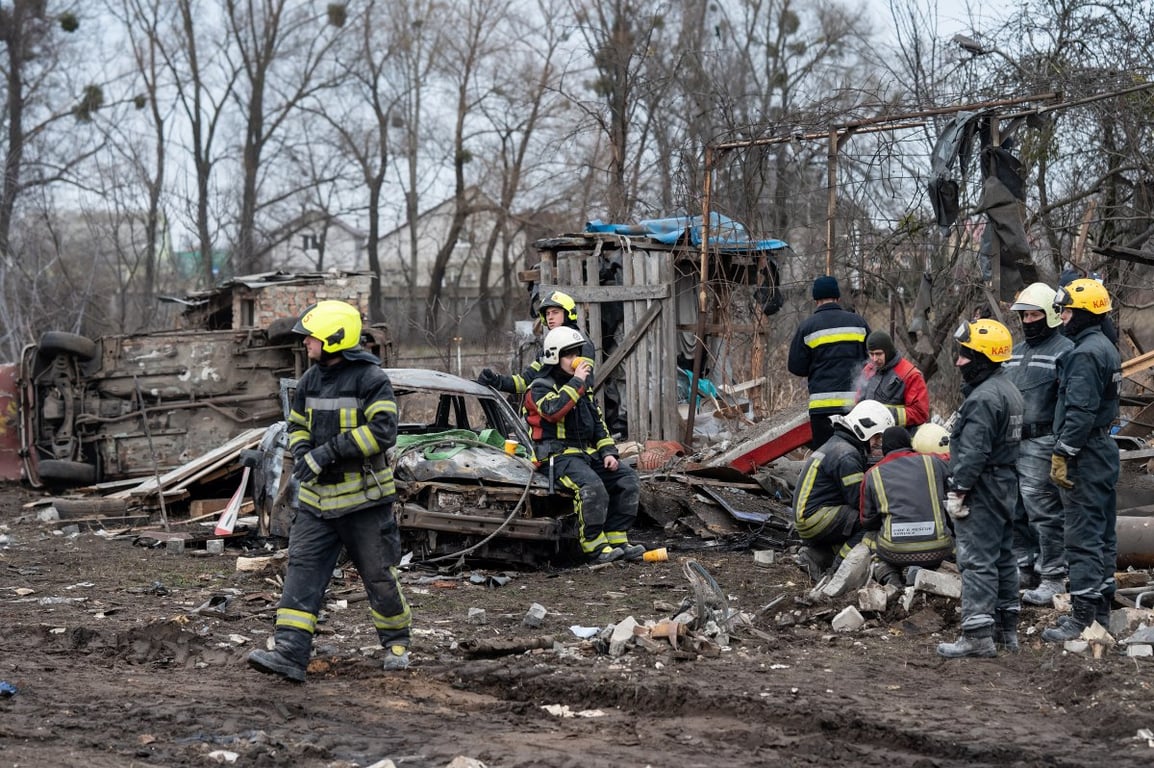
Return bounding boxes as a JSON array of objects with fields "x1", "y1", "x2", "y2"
[{"x1": 857, "y1": 356, "x2": 929, "y2": 428}]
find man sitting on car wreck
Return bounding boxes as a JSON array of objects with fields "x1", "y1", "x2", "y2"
[{"x1": 523, "y1": 326, "x2": 642, "y2": 564}]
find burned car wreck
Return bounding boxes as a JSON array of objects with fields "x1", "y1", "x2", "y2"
[
  {"x1": 15, "y1": 272, "x2": 391, "y2": 488},
  {"x1": 253, "y1": 369, "x2": 578, "y2": 567}
]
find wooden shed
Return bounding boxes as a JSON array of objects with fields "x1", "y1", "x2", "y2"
[{"x1": 533, "y1": 215, "x2": 788, "y2": 445}]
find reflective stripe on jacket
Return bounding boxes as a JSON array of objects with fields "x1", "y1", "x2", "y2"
[
  {"x1": 524, "y1": 368, "x2": 616, "y2": 464},
  {"x1": 1004, "y1": 331, "x2": 1073, "y2": 429},
  {"x1": 788, "y1": 303, "x2": 869, "y2": 415},
  {"x1": 793, "y1": 431, "x2": 866, "y2": 538},
  {"x1": 860, "y1": 450, "x2": 952, "y2": 563},
  {"x1": 288, "y1": 359, "x2": 398, "y2": 518}
]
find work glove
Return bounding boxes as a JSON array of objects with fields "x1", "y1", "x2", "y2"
[
  {"x1": 945, "y1": 491, "x2": 970, "y2": 520},
  {"x1": 1050, "y1": 454, "x2": 1074, "y2": 489},
  {"x1": 477, "y1": 368, "x2": 501, "y2": 388},
  {"x1": 292, "y1": 443, "x2": 336, "y2": 483}
]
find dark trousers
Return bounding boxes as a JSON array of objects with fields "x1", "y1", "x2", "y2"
[
  {"x1": 551, "y1": 453, "x2": 639, "y2": 553},
  {"x1": 278, "y1": 502, "x2": 411, "y2": 647},
  {"x1": 809, "y1": 413, "x2": 836, "y2": 449},
  {"x1": 955, "y1": 467, "x2": 1020, "y2": 632},
  {"x1": 1059, "y1": 433, "x2": 1119, "y2": 599}
]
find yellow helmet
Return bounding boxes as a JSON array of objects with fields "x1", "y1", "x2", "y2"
[
  {"x1": 954, "y1": 318, "x2": 1013, "y2": 363},
  {"x1": 293, "y1": 300, "x2": 363, "y2": 353},
  {"x1": 1011, "y1": 282, "x2": 1061, "y2": 328},
  {"x1": 539, "y1": 290, "x2": 578, "y2": 323},
  {"x1": 1054, "y1": 278, "x2": 1111, "y2": 315},
  {"x1": 912, "y1": 423, "x2": 950, "y2": 455}
]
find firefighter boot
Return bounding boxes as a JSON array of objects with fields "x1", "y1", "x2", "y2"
[
  {"x1": 248, "y1": 628, "x2": 311, "y2": 682},
  {"x1": 1022, "y1": 578, "x2": 1065, "y2": 606},
  {"x1": 381, "y1": 644, "x2": 411, "y2": 671},
  {"x1": 936, "y1": 626, "x2": 997, "y2": 659},
  {"x1": 1041, "y1": 595, "x2": 1097, "y2": 643},
  {"x1": 994, "y1": 609, "x2": 1019, "y2": 653},
  {"x1": 1096, "y1": 592, "x2": 1114, "y2": 629}
]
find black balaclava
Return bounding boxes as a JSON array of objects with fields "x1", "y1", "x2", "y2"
[
  {"x1": 1061, "y1": 307, "x2": 1102, "y2": 339},
  {"x1": 957, "y1": 347, "x2": 999, "y2": 391},
  {"x1": 1020, "y1": 314, "x2": 1057, "y2": 345}
]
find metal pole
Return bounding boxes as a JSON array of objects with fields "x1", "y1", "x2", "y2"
[{"x1": 684, "y1": 145, "x2": 714, "y2": 447}]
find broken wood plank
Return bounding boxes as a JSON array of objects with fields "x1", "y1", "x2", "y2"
[
  {"x1": 109, "y1": 428, "x2": 264, "y2": 500},
  {"x1": 1123, "y1": 349, "x2": 1154, "y2": 379},
  {"x1": 593, "y1": 301, "x2": 663, "y2": 393}
]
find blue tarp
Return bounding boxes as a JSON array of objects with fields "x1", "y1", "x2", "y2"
[{"x1": 586, "y1": 213, "x2": 788, "y2": 253}]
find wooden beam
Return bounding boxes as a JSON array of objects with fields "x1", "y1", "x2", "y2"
[
  {"x1": 1123, "y1": 349, "x2": 1154, "y2": 379},
  {"x1": 538, "y1": 283, "x2": 670, "y2": 302},
  {"x1": 592, "y1": 302, "x2": 663, "y2": 394}
]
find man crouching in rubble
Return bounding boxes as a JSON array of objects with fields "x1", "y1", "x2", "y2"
[
  {"x1": 792, "y1": 399, "x2": 894, "y2": 580},
  {"x1": 937, "y1": 318, "x2": 1023, "y2": 659},
  {"x1": 860, "y1": 426, "x2": 953, "y2": 588},
  {"x1": 248, "y1": 300, "x2": 411, "y2": 682},
  {"x1": 523, "y1": 326, "x2": 643, "y2": 564}
]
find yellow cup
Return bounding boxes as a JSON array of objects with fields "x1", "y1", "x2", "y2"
[
  {"x1": 503, "y1": 439, "x2": 519, "y2": 456},
  {"x1": 642, "y1": 547, "x2": 668, "y2": 562},
  {"x1": 575, "y1": 356, "x2": 595, "y2": 371}
]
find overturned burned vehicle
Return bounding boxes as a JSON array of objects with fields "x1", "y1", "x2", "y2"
[
  {"x1": 253, "y1": 369, "x2": 577, "y2": 567},
  {"x1": 16, "y1": 272, "x2": 391, "y2": 488}
]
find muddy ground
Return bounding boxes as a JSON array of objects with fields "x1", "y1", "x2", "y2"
[{"x1": 2, "y1": 483, "x2": 1154, "y2": 768}]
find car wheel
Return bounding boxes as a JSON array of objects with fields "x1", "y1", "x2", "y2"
[
  {"x1": 38, "y1": 331, "x2": 98, "y2": 362},
  {"x1": 265, "y1": 316, "x2": 299, "y2": 344},
  {"x1": 37, "y1": 459, "x2": 98, "y2": 486}
]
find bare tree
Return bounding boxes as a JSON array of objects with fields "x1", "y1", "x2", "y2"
[{"x1": 224, "y1": 0, "x2": 349, "y2": 276}]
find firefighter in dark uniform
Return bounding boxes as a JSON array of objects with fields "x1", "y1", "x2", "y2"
[
  {"x1": 1004, "y1": 282, "x2": 1074, "y2": 606},
  {"x1": 938, "y1": 318, "x2": 1024, "y2": 659},
  {"x1": 479, "y1": 290, "x2": 595, "y2": 396},
  {"x1": 860, "y1": 426, "x2": 953, "y2": 587},
  {"x1": 788, "y1": 275, "x2": 870, "y2": 448},
  {"x1": 523, "y1": 326, "x2": 642, "y2": 564},
  {"x1": 792, "y1": 399, "x2": 894, "y2": 579},
  {"x1": 1042, "y1": 278, "x2": 1121, "y2": 642},
  {"x1": 248, "y1": 300, "x2": 411, "y2": 682}
]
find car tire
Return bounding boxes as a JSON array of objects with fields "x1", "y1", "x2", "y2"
[
  {"x1": 265, "y1": 316, "x2": 299, "y2": 344},
  {"x1": 37, "y1": 459, "x2": 98, "y2": 486},
  {"x1": 38, "y1": 331, "x2": 98, "y2": 362}
]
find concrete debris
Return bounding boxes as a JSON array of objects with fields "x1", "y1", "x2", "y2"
[
  {"x1": 522, "y1": 602, "x2": 547, "y2": 628},
  {"x1": 1112, "y1": 610, "x2": 1154, "y2": 638},
  {"x1": 1126, "y1": 644, "x2": 1153, "y2": 657},
  {"x1": 1121, "y1": 624, "x2": 1154, "y2": 645},
  {"x1": 912, "y1": 568, "x2": 962, "y2": 599},
  {"x1": 608, "y1": 616, "x2": 639, "y2": 656},
  {"x1": 446, "y1": 757, "x2": 489, "y2": 768},
  {"x1": 810, "y1": 542, "x2": 871, "y2": 599},
  {"x1": 467, "y1": 607, "x2": 487, "y2": 625},
  {"x1": 831, "y1": 605, "x2": 865, "y2": 632},
  {"x1": 857, "y1": 583, "x2": 888, "y2": 613}
]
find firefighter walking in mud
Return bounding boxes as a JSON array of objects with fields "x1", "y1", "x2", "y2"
[
  {"x1": 248, "y1": 300, "x2": 411, "y2": 682},
  {"x1": 523, "y1": 326, "x2": 642, "y2": 564},
  {"x1": 938, "y1": 319, "x2": 1024, "y2": 659},
  {"x1": 1004, "y1": 283, "x2": 1074, "y2": 606},
  {"x1": 1042, "y1": 279, "x2": 1121, "y2": 642}
]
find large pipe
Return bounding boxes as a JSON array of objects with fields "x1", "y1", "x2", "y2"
[{"x1": 1117, "y1": 516, "x2": 1154, "y2": 570}]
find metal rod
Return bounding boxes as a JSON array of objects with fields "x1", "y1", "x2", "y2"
[{"x1": 134, "y1": 377, "x2": 170, "y2": 531}]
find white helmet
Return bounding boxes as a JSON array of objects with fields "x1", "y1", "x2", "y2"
[
  {"x1": 912, "y1": 423, "x2": 950, "y2": 454},
  {"x1": 1010, "y1": 282, "x2": 1061, "y2": 328},
  {"x1": 542, "y1": 326, "x2": 586, "y2": 364},
  {"x1": 841, "y1": 400, "x2": 895, "y2": 442}
]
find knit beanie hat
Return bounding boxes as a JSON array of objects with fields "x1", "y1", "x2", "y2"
[
  {"x1": 812, "y1": 275, "x2": 840, "y2": 300},
  {"x1": 881, "y1": 426, "x2": 911, "y2": 455},
  {"x1": 866, "y1": 330, "x2": 898, "y2": 364}
]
